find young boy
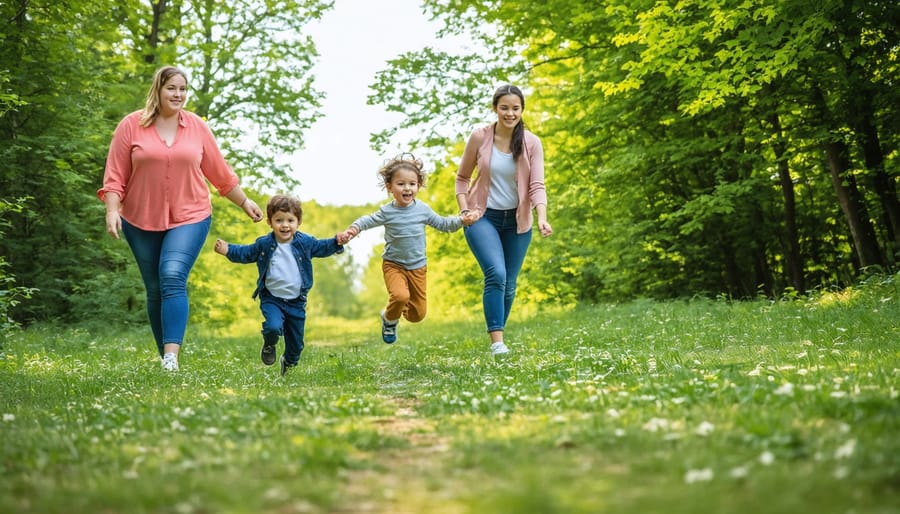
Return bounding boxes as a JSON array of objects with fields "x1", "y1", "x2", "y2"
[{"x1": 215, "y1": 194, "x2": 344, "y2": 375}]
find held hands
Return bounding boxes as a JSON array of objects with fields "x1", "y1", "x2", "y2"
[
  {"x1": 337, "y1": 226, "x2": 359, "y2": 245},
  {"x1": 214, "y1": 239, "x2": 229, "y2": 256},
  {"x1": 460, "y1": 209, "x2": 481, "y2": 226}
]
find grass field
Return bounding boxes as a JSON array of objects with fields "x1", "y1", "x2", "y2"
[{"x1": 2, "y1": 274, "x2": 898, "y2": 513}]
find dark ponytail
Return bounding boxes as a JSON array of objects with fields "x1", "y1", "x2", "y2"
[{"x1": 492, "y1": 84, "x2": 526, "y2": 161}]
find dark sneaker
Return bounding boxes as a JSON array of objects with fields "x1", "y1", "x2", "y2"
[
  {"x1": 279, "y1": 355, "x2": 295, "y2": 376},
  {"x1": 261, "y1": 340, "x2": 277, "y2": 366},
  {"x1": 380, "y1": 311, "x2": 398, "y2": 344}
]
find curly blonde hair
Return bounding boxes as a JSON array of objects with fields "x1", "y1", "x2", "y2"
[{"x1": 377, "y1": 153, "x2": 426, "y2": 190}]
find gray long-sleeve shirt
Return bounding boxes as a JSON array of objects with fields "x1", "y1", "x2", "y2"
[{"x1": 351, "y1": 200, "x2": 462, "y2": 270}]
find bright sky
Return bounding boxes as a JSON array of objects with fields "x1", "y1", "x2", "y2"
[{"x1": 290, "y1": 0, "x2": 456, "y2": 207}]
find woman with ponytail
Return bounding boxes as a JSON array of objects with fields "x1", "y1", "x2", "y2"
[{"x1": 455, "y1": 84, "x2": 553, "y2": 357}]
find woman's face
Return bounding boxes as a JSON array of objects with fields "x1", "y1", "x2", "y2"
[
  {"x1": 159, "y1": 74, "x2": 187, "y2": 116},
  {"x1": 493, "y1": 94, "x2": 523, "y2": 131}
]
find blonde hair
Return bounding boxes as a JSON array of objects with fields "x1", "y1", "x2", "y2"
[{"x1": 139, "y1": 66, "x2": 188, "y2": 128}]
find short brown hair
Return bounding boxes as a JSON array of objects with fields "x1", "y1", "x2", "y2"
[{"x1": 266, "y1": 194, "x2": 302, "y2": 223}]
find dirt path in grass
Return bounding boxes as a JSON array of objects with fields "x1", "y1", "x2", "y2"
[{"x1": 330, "y1": 397, "x2": 467, "y2": 514}]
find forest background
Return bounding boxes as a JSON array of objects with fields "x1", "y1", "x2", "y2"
[{"x1": 1, "y1": 0, "x2": 898, "y2": 336}]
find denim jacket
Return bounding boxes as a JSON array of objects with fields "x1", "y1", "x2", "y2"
[{"x1": 225, "y1": 232, "x2": 344, "y2": 299}]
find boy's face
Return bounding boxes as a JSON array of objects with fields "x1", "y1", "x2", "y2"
[{"x1": 267, "y1": 210, "x2": 300, "y2": 243}]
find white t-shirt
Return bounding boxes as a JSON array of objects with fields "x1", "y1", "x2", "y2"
[
  {"x1": 486, "y1": 145, "x2": 518, "y2": 210},
  {"x1": 265, "y1": 243, "x2": 302, "y2": 299}
]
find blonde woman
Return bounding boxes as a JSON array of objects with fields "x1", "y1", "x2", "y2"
[{"x1": 99, "y1": 65, "x2": 263, "y2": 371}]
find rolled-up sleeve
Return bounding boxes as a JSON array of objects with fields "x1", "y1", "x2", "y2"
[{"x1": 98, "y1": 114, "x2": 136, "y2": 202}]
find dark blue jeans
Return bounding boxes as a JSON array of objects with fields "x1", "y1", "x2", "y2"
[
  {"x1": 464, "y1": 208, "x2": 532, "y2": 333},
  {"x1": 259, "y1": 290, "x2": 308, "y2": 366},
  {"x1": 121, "y1": 216, "x2": 211, "y2": 356}
]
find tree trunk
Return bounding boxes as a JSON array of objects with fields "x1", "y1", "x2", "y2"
[
  {"x1": 856, "y1": 114, "x2": 900, "y2": 261},
  {"x1": 769, "y1": 113, "x2": 805, "y2": 292},
  {"x1": 145, "y1": 0, "x2": 168, "y2": 63},
  {"x1": 824, "y1": 140, "x2": 884, "y2": 269}
]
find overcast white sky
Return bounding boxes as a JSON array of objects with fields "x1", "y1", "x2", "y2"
[{"x1": 290, "y1": 0, "x2": 457, "y2": 207}]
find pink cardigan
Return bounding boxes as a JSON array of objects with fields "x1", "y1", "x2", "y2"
[
  {"x1": 98, "y1": 110, "x2": 239, "y2": 231},
  {"x1": 455, "y1": 123, "x2": 547, "y2": 233}
]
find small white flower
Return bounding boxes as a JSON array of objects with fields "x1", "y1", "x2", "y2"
[
  {"x1": 684, "y1": 468, "x2": 714, "y2": 483},
  {"x1": 748, "y1": 368, "x2": 762, "y2": 377},
  {"x1": 833, "y1": 466, "x2": 849, "y2": 479},
  {"x1": 642, "y1": 417, "x2": 669, "y2": 432},
  {"x1": 2, "y1": 414, "x2": 14, "y2": 422},
  {"x1": 729, "y1": 466, "x2": 749, "y2": 478},
  {"x1": 614, "y1": 428, "x2": 626, "y2": 437},
  {"x1": 834, "y1": 439, "x2": 856, "y2": 459},
  {"x1": 759, "y1": 451, "x2": 775, "y2": 465},
  {"x1": 774, "y1": 382, "x2": 794, "y2": 396},
  {"x1": 830, "y1": 391, "x2": 848, "y2": 398},
  {"x1": 606, "y1": 408, "x2": 621, "y2": 418},
  {"x1": 695, "y1": 421, "x2": 715, "y2": 436}
]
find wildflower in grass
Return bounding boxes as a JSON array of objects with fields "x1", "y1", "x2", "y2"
[
  {"x1": 729, "y1": 466, "x2": 749, "y2": 479},
  {"x1": 614, "y1": 428, "x2": 626, "y2": 437},
  {"x1": 606, "y1": 408, "x2": 621, "y2": 418},
  {"x1": 748, "y1": 367, "x2": 762, "y2": 377},
  {"x1": 830, "y1": 391, "x2": 848, "y2": 398},
  {"x1": 2, "y1": 414, "x2": 14, "y2": 422},
  {"x1": 684, "y1": 468, "x2": 714, "y2": 483},
  {"x1": 834, "y1": 439, "x2": 856, "y2": 459},
  {"x1": 695, "y1": 421, "x2": 715, "y2": 436},
  {"x1": 759, "y1": 451, "x2": 775, "y2": 465},
  {"x1": 834, "y1": 466, "x2": 849, "y2": 479},
  {"x1": 774, "y1": 382, "x2": 794, "y2": 396},
  {"x1": 642, "y1": 417, "x2": 669, "y2": 432}
]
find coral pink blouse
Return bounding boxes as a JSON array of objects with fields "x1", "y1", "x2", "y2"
[{"x1": 98, "y1": 110, "x2": 239, "y2": 231}]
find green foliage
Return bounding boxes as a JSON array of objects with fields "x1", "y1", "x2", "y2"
[
  {"x1": 367, "y1": 0, "x2": 900, "y2": 304},
  {"x1": 1, "y1": 275, "x2": 898, "y2": 512},
  {"x1": 0, "y1": 198, "x2": 37, "y2": 340},
  {"x1": 0, "y1": 0, "x2": 333, "y2": 325}
]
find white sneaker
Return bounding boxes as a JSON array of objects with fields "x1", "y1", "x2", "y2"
[
  {"x1": 161, "y1": 352, "x2": 179, "y2": 372},
  {"x1": 490, "y1": 342, "x2": 510, "y2": 356}
]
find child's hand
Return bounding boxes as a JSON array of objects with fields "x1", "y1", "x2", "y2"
[
  {"x1": 338, "y1": 227, "x2": 358, "y2": 245},
  {"x1": 214, "y1": 239, "x2": 229, "y2": 256}
]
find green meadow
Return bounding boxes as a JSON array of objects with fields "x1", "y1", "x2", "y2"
[{"x1": 2, "y1": 274, "x2": 898, "y2": 514}]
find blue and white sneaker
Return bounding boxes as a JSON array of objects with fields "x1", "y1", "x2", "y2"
[{"x1": 380, "y1": 311, "x2": 398, "y2": 344}]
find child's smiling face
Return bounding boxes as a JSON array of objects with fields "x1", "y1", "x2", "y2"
[
  {"x1": 386, "y1": 168, "x2": 420, "y2": 208},
  {"x1": 267, "y1": 210, "x2": 299, "y2": 243}
]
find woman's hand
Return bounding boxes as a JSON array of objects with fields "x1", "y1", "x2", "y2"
[
  {"x1": 105, "y1": 210, "x2": 122, "y2": 239},
  {"x1": 538, "y1": 220, "x2": 553, "y2": 238},
  {"x1": 242, "y1": 198, "x2": 263, "y2": 222}
]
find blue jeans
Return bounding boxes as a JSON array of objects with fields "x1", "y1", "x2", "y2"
[
  {"x1": 464, "y1": 208, "x2": 532, "y2": 333},
  {"x1": 121, "y1": 216, "x2": 211, "y2": 356},
  {"x1": 259, "y1": 290, "x2": 308, "y2": 366}
]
